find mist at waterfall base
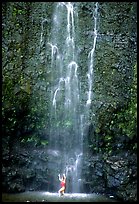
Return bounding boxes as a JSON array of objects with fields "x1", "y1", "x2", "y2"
[
  {"x1": 2, "y1": 192, "x2": 117, "y2": 202},
  {"x1": 43, "y1": 2, "x2": 98, "y2": 193}
]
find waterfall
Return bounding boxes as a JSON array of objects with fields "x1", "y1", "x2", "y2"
[
  {"x1": 45, "y1": 2, "x2": 98, "y2": 193},
  {"x1": 82, "y1": 2, "x2": 98, "y2": 156},
  {"x1": 87, "y1": 2, "x2": 98, "y2": 106},
  {"x1": 83, "y1": 2, "x2": 98, "y2": 151}
]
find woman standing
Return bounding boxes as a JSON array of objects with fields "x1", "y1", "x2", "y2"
[{"x1": 58, "y1": 174, "x2": 66, "y2": 196}]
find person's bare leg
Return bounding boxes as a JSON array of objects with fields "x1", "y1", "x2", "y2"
[
  {"x1": 58, "y1": 187, "x2": 64, "y2": 196},
  {"x1": 58, "y1": 189, "x2": 61, "y2": 196},
  {"x1": 61, "y1": 190, "x2": 64, "y2": 196}
]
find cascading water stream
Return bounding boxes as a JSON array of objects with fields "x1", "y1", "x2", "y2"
[
  {"x1": 44, "y1": 2, "x2": 99, "y2": 193},
  {"x1": 87, "y1": 2, "x2": 98, "y2": 106},
  {"x1": 46, "y1": 2, "x2": 83, "y2": 193},
  {"x1": 81, "y1": 2, "x2": 99, "y2": 151}
]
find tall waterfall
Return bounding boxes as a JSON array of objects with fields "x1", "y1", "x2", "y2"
[
  {"x1": 87, "y1": 2, "x2": 98, "y2": 106},
  {"x1": 45, "y1": 2, "x2": 98, "y2": 193}
]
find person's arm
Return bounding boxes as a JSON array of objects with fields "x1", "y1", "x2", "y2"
[
  {"x1": 58, "y1": 174, "x2": 62, "y2": 181},
  {"x1": 63, "y1": 174, "x2": 66, "y2": 181}
]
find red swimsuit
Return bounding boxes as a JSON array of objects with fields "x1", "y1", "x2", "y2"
[{"x1": 61, "y1": 181, "x2": 66, "y2": 188}]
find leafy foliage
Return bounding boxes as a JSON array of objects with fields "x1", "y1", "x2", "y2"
[{"x1": 92, "y1": 63, "x2": 137, "y2": 154}]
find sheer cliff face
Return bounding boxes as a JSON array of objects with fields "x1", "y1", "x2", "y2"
[
  {"x1": 2, "y1": 2, "x2": 137, "y2": 201},
  {"x1": 2, "y1": 2, "x2": 137, "y2": 131}
]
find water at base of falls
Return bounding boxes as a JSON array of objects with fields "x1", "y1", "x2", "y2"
[{"x1": 2, "y1": 191, "x2": 118, "y2": 202}]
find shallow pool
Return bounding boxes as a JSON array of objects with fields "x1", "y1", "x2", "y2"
[{"x1": 2, "y1": 191, "x2": 118, "y2": 202}]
